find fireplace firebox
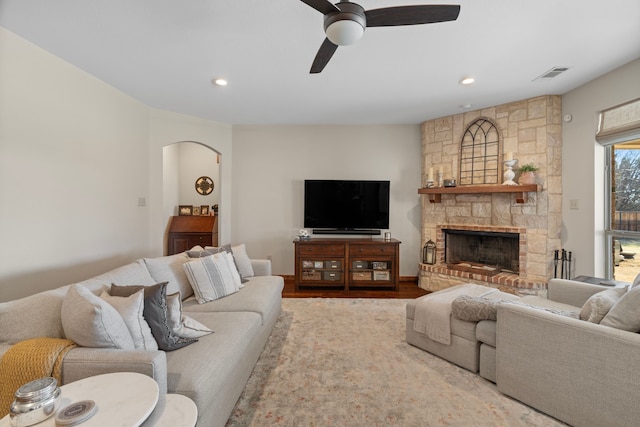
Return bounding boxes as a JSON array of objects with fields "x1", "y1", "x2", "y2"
[{"x1": 444, "y1": 229, "x2": 520, "y2": 275}]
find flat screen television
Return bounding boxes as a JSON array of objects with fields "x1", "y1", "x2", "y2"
[{"x1": 304, "y1": 180, "x2": 390, "y2": 234}]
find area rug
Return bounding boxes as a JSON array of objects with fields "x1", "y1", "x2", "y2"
[{"x1": 226, "y1": 298, "x2": 565, "y2": 426}]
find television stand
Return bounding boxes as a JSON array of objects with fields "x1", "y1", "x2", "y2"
[
  {"x1": 294, "y1": 237, "x2": 400, "y2": 292},
  {"x1": 312, "y1": 229, "x2": 381, "y2": 235}
]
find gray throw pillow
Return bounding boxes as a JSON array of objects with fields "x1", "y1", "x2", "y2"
[
  {"x1": 451, "y1": 295, "x2": 502, "y2": 321},
  {"x1": 600, "y1": 286, "x2": 640, "y2": 332},
  {"x1": 451, "y1": 295, "x2": 579, "y2": 322},
  {"x1": 111, "y1": 282, "x2": 197, "y2": 351}
]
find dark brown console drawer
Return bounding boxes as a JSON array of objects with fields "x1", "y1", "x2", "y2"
[
  {"x1": 349, "y1": 244, "x2": 396, "y2": 256},
  {"x1": 298, "y1": 244, "x2": 345, "y2": 256}
]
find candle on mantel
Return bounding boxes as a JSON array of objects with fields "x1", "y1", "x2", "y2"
[
  {"x1": 505, "y1": 152, "x2": 513, "y2": 161},
  {"x1": 428, "y1": 167, "x2": 434, "y2": 181},
  {"x1": 438, "y1": 167, "x2": 443, "y2": 176}
]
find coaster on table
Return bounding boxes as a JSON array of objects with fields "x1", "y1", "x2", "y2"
[{"x1": 55, "y1": 400, "x2": 97, "y2": 426}]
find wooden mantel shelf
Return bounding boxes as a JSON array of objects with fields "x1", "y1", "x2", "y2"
[{"x1": 418, "y1": 184, "x2": 540, "y2": 204}]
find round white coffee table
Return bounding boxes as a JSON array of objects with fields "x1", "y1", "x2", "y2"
[{"x1": 1, "y1": 372, "x2": 158, "y2": 427}]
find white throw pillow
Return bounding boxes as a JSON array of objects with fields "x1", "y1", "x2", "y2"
[
  {"x1": 600, "y1": 286, "x2": 640, "y2": 332},
  {"x1": 231, "y1": 244, "x2": 254, "y2": 279},
  {"x1": 579, "y1": 286, "x2": 628, "y2": 323},
  {"x1": 632, "y1": 272, "x2": 640, "y2": 289},
  {"x1": 166, "y1": 293, "x2": 214, "y2": 338},
  {"x1": 100, "y1": 290, "x2": 158, "y2": 350},
  {"x1": 183, "y1": 253, "x2": 241, "y2": 304},
  {"x1": 61, "y1": 284, "x2": 135, "y2": 350},
  {"x1": 221, "y1": 251, "x2": 244, "y2": 289}
]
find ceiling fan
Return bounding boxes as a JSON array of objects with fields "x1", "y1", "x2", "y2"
[{"x1": 300, "y1": 0, "x2": 461, "y2": 73}]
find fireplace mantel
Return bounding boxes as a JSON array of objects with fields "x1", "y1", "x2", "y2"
[{"x1": 418, "y1": 184, "x2": 540, "y2": 204}]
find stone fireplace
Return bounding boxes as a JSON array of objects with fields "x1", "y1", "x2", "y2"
[{"x1": 419, "y1": 96, "x2": 562, "y2": 295}]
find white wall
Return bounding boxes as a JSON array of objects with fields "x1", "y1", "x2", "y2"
[
  {"x1": 0, "y1": 27, "x2": 151, "y2": 301},
  {"x1": 231, "y1": 125, "x2": 422, "y2": 277},
  {"x1": 0, "y1": 28, "x2": 233, "y2": 301},
  {"x1": 562, "y1": 58, "x2": 640, "y2": 277}
]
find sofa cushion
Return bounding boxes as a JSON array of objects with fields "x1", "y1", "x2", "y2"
[
  {"x1": 77, "y1": 260, "x2": 158, "y2": 295},
  {"x1": 164, "y1": 311, "x2": 263, "y2": 416},
  {"x1": 166, "y1": 292, "x2": 214, "y2": 339},
  {"x1": 600, "y1": 286, "x2": 640, "y2": 332},
  {"x1": 111, "y1": 283, "x2": 197, "y2": 351},
  {"x1": 144, "y1": 253, "x2": 193, "y2": 299},
  {"x1": 100, "y1": 290, "x2": 158, "y2": 350},
  {"x1": 61, "y1": 284, "x2": 135, "y2": 350},
  {"x1": 183, "y1": 254, "x2": 241, "y2": 304},
  {"x1": 476, "y1": 320, "x2": 497, "y2": 347},
  {"x1": 182, "y1": 275, "x2": 284, "y2": 325},
  {"x1": 0, "y1": 286, "x2": 70, "y2": 344},
  {"x1": 579, "y1": 286, "x2": 628, "y2": 323},
  {"x1": 519, "y1": 295, "x2": 580, "y2": 314}
]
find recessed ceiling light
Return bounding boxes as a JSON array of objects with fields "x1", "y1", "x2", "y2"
[
  {"x1": 459, "y1": 77, "x2": 475, "y2": 85},
  {"x1": 460, "y1": 104, "x2": 473, "y2": 109},
  {"x1": 213, "y1": 78, "x2": 228, "y2": 86}
]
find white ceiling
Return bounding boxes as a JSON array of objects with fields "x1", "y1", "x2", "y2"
[{"x1": 1, "y1": 0, "x2": 639, "y2": 125}]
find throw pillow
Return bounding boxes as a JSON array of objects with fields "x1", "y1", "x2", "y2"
[
  {"x1": 600, "y1": 286, "x2": 640, "y2": 332},
  {"x1": 111, "y1": 283, "x2": 197, "y2": 351},
  {"x1": 183, "y1": 253, "x2": 241, "y2": 304},
  {"x1": 451, "y1": 295, "x2": 579, "y2": 322},
  {"x1": 187, "y1": 245, "x2": 225, "y2": 258},
  {"x1": 451, "y1": 295, "x2": 503, "y2": 321},
  {"x1": 166, "y1": 293, "x2": 214, "y2": 339},
  {"x1": 100, "y1": 290, "x2": 158, "y2": 350},
  {"x1": 61, "y1": 284, "x2": 135, "y2": 350},
  {"x1": 204, "y1": 245, "x2": 249, "y2": 284},
  {"x1": 632, "y1": 272, "x2": 640, "y2": 289},
  {"x1": 579, "y1": 286, "x2": 628, "y2": 323},
  {"x1": 231, "y1": 244, "x2": 254, "y2": 280}
]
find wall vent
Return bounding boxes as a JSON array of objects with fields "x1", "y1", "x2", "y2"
[{"x1": 533, "y1": 66, "x2": 571, "y2": 81}]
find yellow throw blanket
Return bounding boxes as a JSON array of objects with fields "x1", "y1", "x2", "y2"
[{"x1": 0, "y1": 338, "x2": 76, "y2": 418}]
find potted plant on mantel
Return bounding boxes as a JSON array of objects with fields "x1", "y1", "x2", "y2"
[{"x1": 517, "y1": 163, "x2": 538, "y2": 185}]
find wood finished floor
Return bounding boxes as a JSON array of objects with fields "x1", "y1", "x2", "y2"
[{"x1": 281, "y1": 276, "x2": 429, "y2": 299}]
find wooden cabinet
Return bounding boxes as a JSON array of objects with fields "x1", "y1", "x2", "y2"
[
  {"x1": 294, "y1": 238, "x2": 400, "y2": 292},
  {"x1": 167, "y1": 215, "x2": 218, "y2": 255}
]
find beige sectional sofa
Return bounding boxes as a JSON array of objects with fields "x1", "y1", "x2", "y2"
[
  {"x1": 407, "y1": 278, "x2": 640, "y2": 427},
  {"x1": 0, "y1": 251, "x2": 284, "y2": 427}
]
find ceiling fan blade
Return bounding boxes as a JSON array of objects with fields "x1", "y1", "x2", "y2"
[
  {"x1": 365, "y1": 5, "x2": 460, "y2": 27},
  {"x1": 299, "y1": 0, "x2": 340, "y2": 15},
  {"x1": 310, "y1": 38, "x2": 339, "y2": 73}
]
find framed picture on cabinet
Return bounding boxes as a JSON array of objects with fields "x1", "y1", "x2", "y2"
[
  {"x1": 179, "y1": 205, "x2": 193, "y2": 216},
  {"x1": 200, "y1": 205, "x2": 210, "y2": 216},
  {"x1": 193, "y1": 206, "x2": 201, "y2": 216}
]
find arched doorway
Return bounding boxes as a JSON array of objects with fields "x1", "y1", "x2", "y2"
[{"x1": 162, "y1": 141, "x2": 220, "y2": 254}]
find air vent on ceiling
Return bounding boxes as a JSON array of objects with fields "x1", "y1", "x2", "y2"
[{"x1": 533, "y1": 66, "x2": 571, "y2": 82}]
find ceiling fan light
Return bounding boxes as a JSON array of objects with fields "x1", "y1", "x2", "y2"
[{"x1": 325, "y1": 19, "x2": 365, "y2": 46}]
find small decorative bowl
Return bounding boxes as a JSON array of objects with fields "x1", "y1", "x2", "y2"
[{"x1": 10, "y1": 377, "x2": 62, "y2": 427}]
